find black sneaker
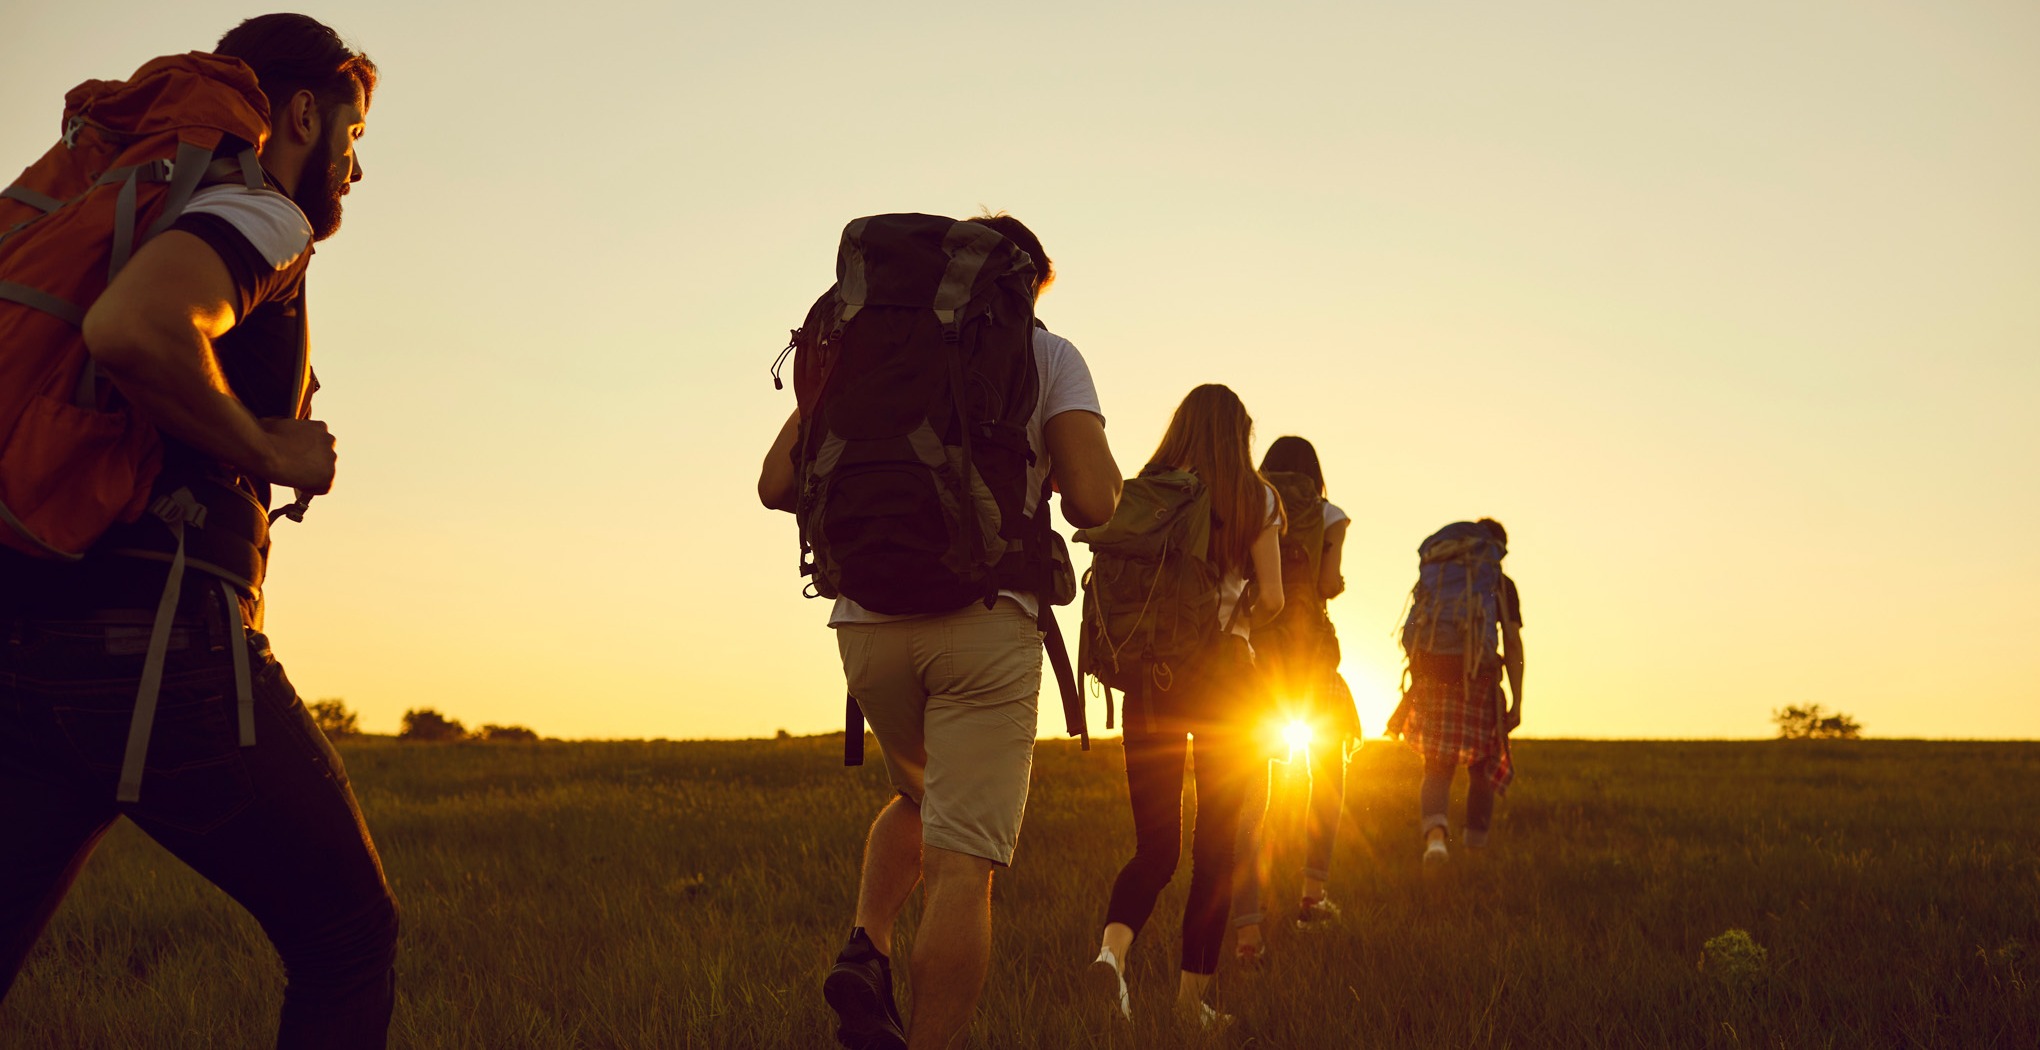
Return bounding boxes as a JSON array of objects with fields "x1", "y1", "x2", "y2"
[{"x1": 824, "y1": 928, "x2": 905, "y2": 1050}]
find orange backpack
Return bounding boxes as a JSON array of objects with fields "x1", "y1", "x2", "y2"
[{"x1": 0, "y1": 52, "x2": 271, "y2": 560}]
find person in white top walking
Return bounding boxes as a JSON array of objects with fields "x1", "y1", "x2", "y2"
[
  {"x1": 1230, "y1": 435, "x2": 1362, "y2": 963},
  {"x1": 759, "y1": 214, "x2": 1120, "y2": 1050}
]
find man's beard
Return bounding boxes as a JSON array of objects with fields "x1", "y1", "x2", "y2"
[{"x1": 292, "y1": 135, "x2": 349, "y2": 242}]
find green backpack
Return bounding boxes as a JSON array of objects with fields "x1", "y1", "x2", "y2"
[
  {"x1": 1075, "y1": 468, "x2": 1222, "y2": 726},
  {"x1": 1264, "y1": 470, "x2": 1326, "y2": 613}
]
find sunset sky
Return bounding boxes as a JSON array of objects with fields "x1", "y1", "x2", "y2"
[{"x1": 5, "y1": 1, "x2": 2036, "y2": 740}]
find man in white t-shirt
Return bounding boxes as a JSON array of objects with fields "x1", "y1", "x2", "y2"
[{"x1": 759, "y1": 215, "x2": 1120, "y2": 1050}]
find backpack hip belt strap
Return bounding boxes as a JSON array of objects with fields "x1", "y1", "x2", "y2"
[{"x1": 113, "y1": 487, "x2": 257, "y2": 803}]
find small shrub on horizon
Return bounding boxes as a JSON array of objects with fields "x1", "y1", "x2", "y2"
[
  {"x1": 1772, "y1": 703, "x2": 1863, "y2": 740},
  {"x1": 308, "y1": 699, "x2": 358, "y2": 737},
  {"x1": 399, "y1": 708, "x2": 467, "y2": 743},
  {"x1": 475, "y1": 724, "x2": 540, "y2": 743}
]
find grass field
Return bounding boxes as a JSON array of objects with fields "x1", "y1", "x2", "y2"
[{"x1": 4, "y1": 735, "x2": 2037, "y2": 1049}]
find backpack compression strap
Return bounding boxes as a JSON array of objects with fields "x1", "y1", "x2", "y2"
[{"x1": 0, "y1": 145, "x2": 265, "y2": 411}]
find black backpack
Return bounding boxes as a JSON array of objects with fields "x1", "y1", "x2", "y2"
[{"x1": 775, "y1": 214, "x2": 1081, "y2": 760}]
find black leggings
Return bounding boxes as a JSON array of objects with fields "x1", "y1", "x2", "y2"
[{"x1": 1103, "y1": 707, "x2": 1249, "y2": 976}]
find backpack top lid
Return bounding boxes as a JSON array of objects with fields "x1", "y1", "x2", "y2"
[
  {"x1": 1264, "y1": 470, "x2": 1321, "y2": 510},
  {"x1": 1417, "y1": 520, "x2": 1504, "y2": 566},
  {"x1": 1265, "y1": 471, "x2": 1323, "y2": 544},
  {"x1": 63, "y1": 53, "x2": 272, "y2": 144},
  {"x1": 1073, "y1": 467, "x2": 1209, "y2": 555},
  {"x1": 834, "y1": 214, "x2": 1034, "y2": 318}
]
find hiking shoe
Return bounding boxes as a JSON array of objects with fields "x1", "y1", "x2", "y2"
[
  {"x1": 1180, "y1": 999, "x2": 1234, "y2": 1031},
  {"x1": 1295, "y1": 895, "x2": 1342, "y2": 929},
  {"x1": 1235, "y1": 939, "x2": 1267, "y2": 967},
  {"x1": 825, "y1": 930, "x2": 905, "y2": 1050},
  {"x1": 1088, "y1": 947, "x2": 1132, "y2": 1021}
]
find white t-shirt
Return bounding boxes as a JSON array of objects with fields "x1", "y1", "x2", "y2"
[
  {"x1": 1215, "y1": 484, "x2": 1282, "y2": 641},
  {"x1": 828, "y1": 327, "x2": 1103, "y2": 626},
  {"x1": 1323, "y1": 501, "x2": 1348, "y2": 530},
  {"x1": 183, "y1": 184, "x2": 313, "y2": 270}
]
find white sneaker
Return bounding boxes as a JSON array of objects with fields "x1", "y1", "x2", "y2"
[
  {"x1": 1423, "y1": 835, "x2": 1449, "y2": 866},
  {"x1": 1089, "y1": 948, "x2": 1131, "y2": 1021},
  {"x1": 1182, "y1": 999, "x2": 1234, "y2": 1030}
]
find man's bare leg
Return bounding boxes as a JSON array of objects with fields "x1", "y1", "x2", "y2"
[
  {"x1": 855, "y1": 795, "x2": 924, "y2": 953},
  {"x1": 905, "y1": 845, "x2": 994, "y2": 1050}
]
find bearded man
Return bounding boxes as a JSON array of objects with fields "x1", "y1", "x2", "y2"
[{"x1": 0, "y1": 14, "x2": 398, "y2": 1048}]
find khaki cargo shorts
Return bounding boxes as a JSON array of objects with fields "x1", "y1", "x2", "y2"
[{"x1": 835, "y1": 598, "x2": 1043, "y2": 866}]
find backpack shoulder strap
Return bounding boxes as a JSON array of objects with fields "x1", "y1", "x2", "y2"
[{"x1": 844, "y1": 693, "x2": 865, "y2": 767}]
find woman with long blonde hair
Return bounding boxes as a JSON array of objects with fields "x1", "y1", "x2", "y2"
[{"x1": 1088, "y1": 384, "x2": 1285, "y2": 1028}]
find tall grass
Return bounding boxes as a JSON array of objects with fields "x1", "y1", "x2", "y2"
[{"x1": 4, "y1": 738, "x2": 2036, "y2": 1048}]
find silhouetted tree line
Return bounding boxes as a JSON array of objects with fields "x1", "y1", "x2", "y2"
[
  {"x1": 400, "y1": 707, "x2": 542, "y2": 742},
  {"x1": 1772, "y1": 704, "x2": 1862, "y2": 740},
  {"x1": 305, "y1": 700, "x2": 541, "y2": 742}
]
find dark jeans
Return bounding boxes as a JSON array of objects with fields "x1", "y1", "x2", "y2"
[
  {"x1": 0, "y1": 594, "x2": 398, "y2": 1049},
  {"x1": 1421, "y1": 755, "x2": 1497, "y2": 836},
  {"x1": 1103, "y1": 661, "x2": 1253, "y2": 976}
]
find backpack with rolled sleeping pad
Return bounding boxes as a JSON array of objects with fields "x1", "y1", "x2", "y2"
[
  {"x1": 1399, "y1": 520, "x2": 1505, "y2": 684},
  {"x1": 0, "y1": 53, "x2": 310, "y2": 803},
  {"x1": 775, "y1": 213, "x2": 1081, "y2": 763}
]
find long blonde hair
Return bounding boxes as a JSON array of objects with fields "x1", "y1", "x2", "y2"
[{"x1": 1149, "y1": 384, "x2": 1283, "y2": 575}]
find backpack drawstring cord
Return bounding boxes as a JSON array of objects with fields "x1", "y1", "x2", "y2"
[{"x1": 769, "y1": 332, "x2": 796, "y2": 390}]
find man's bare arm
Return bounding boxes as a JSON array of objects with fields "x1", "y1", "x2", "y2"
[
  {"x1": 81, "y1": 231, "x2": 335, "y2": 493},
  {"x1": 758, "y1": 408, "x2": 799, "y2": 512},
  {"x1": 1043, "y1": 410, "x2": 1119, "y2": 528}
]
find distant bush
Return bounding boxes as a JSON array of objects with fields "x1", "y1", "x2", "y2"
[
  {"x1": 1772, "y1": 704, "x2": 1863, "y2": 740},
  {"x1": 309, "y1": 699, "x2": 359, "y2": 737},
  {"x1": 775, "y1": 728, "x2": 792, "y2": 741},
  {"x1": 400, "y1": 708, "x2": 467, "y2": 742},
  {"x1": 475, "y1": 724, "x2": 539, "y2": 743}
]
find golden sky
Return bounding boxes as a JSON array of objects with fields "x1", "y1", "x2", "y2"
[{"x1": 6, "y1": 0, "x2": 2037, "y2": 739}]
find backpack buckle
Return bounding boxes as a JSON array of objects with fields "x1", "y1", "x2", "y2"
[{"x1": 149, "y1": 488, "x2": 208, "y2": 529}]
